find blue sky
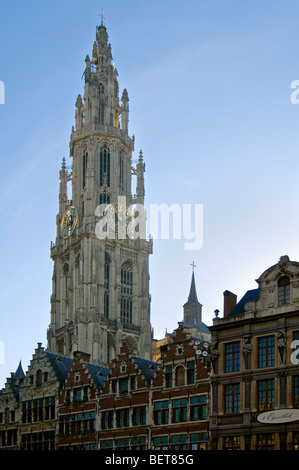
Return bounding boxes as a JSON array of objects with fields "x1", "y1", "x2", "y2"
[{"x1": 1, "y1": 0, "x2": 299, "y2": 386}]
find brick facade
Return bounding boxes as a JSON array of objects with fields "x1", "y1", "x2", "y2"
[{"x1": 0, "y1": 323, "x2": 211, "y2": 450}]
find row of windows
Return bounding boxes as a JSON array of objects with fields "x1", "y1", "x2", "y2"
[
  {"x1": 20, "y1": 432, "x2": 55, "y2": 451},
  {"x1": 165, "y1": 361, "x2": 195, "y2": 387},
  {"x1": 27, "y1": 369, "x2": 49, "y2": 386},
  {"x1": 82, "y1": 147, "x2": 125, "y2": 191},
  {"x1": 101, "y1": 405, "x2": 146, "y2": 430},
  {"x1": 103, "y1": 257, "x2": 134, "y2": 324},
  {"x1": 22, "y1": 397, "x2": 55, "y2": 423},
  {"x1": 223, "y1": 432, "x2": 299, "y2": 451},
  {"x1": 153, "y1": 433, "x2": 207, "y2": 451},
  {"x1": 110, "y1": 375, "x2": 137, "y2": 395},
  {"x1": 154, "y1": 396, "x2": 207, "y2": 425},
  {"x1": 63, "y1": 255, "x2": 134, "y2": 325},
  {"x1": 101, "y1": 436, "x2": 146, "y2": 450},
  {"x1": 0, "y1": 408, "x2": 15, "y2": 424},
  {"x1": 64, "y1": 386, "x2": 90, "y2": 404},
  {"x1": 100, "y1": 434, "x2": 207, "y2": 451},
  {"x1": 224, "y1": 332, "x2": 299, "y2": 372},
  {"x1": 59, "y1": 412, "x2": 95, "y2": 436},
  {"x1": 222, "y1": 376, "x2": 299, "y2": 414},
  {"x1": 100, "y1": 396, "x2": 207, "y2": 430},
  {"x1": 0, "y1": 429, "x2": 17, "y2": 448}
]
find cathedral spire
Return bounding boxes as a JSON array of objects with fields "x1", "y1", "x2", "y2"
[
  {"x1": 183, "y1": 265, "x2": 202, "y2": 327},
  {"x1": 188, "y1": 270, "x2": 199, "y2": 303},
  {"x1": 49, "y1": 15, "x2": 153, "y2": 364}
]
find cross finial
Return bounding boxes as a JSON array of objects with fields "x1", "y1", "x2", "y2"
[
  {"x1": 190, "y1": 261, "x2": 197, "y2": 272},
  {"x1": 100, "y1": 8, "x2": 105, "y2": 26}
]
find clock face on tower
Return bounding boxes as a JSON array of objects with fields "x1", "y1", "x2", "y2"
[
  {"x1": 61, "y1": 206, "x2": 78, "y2": 238},
  {"x1": 104, "y1": 202, "x2": 135, "y2": 238}
]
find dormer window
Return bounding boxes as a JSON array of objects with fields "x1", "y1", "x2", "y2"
[{"x1": 278, "y1": 276, "x2": 290, "y2": 306}]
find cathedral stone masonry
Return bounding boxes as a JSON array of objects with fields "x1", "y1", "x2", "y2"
[{"x1": 47, "y1": 19, "x2": 153, "y2": 366}]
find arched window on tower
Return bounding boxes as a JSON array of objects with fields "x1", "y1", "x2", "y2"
[
  {"x1": 278, "y1": 276, "x2": 291, "y2": 306},
  {"x1": 99, "y1": 191, "x2": 111, "y2": 206},
  {"x1": 120, "y1": 262, "x2": 133, "y2": 325},
  {"x1": 100, "y1": 146, "x2": 110, "y2": 187},
  {"x1": 99, "y1": 102, "x2": 105, "y2": 125},
  {"x1": 83, "y1": 149, "x2": 88, "y2": 188},
  {"x1": 119, "y1": 152, "x2": 124, "y2": 193},
  {"x1": 104, "y1": 254, "x2": 110, "y2": 319},
  {"x1": 63, "y1": 263, "x2": 70, "y2": 320}
]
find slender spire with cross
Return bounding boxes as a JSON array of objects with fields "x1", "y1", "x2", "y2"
[{"x1": 100, "y1": 8, "x2": 106, "y2": 26}]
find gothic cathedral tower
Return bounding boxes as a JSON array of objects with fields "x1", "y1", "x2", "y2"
[{"x1": 47, "y1": 18, "x2": 153, "y2": 364}]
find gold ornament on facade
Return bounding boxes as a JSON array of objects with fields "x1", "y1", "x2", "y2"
[{"x1": 61, "y1": 206, "x2": 78, "y2": 238}]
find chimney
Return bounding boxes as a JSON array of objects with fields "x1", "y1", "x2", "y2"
[
  {"x1": 73, "y1": 350, "x2": 91, "y2": 362},
  {"x1": 223, "y1": 290, "x2": 237, "y2": 317}
]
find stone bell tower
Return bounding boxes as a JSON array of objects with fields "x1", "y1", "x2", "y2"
[{"x1": 47, "y1": 16, "x2": 153, "y2": 364}]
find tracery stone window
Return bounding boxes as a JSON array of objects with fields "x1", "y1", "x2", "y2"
[
  {"x1": 119, "y1": 152, "x2": 124, "y2": 192},
  {"x1": 104, "y1": 254, "x2": 110, "y2": 319},
  {"x1": 99, "y1": 191, "x2": 110, "y2": 206},
  {"x1": 120, "y1": 262, "x2": 133, "y2": 325},
  {"x1": 100, "y1": 146, "x2": 110, "y2": 187},
  {"x1": 99, "y1": 102, "x2": 105, "y2": 124},
  {"x1": 83, "y1": 149, "x2": 88, "y2": 188}
]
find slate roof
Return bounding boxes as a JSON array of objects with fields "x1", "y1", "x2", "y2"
[
  {"x1": 84, "y1": 362, "x2": 110, "y2": 390},
  {"x1": 45, "y1": 352, "x2": 73, "y2": 384},
  {"x1": 14, "y1": 361, "x2": 25, "y2": 383},
  {"x1": 132, "y1": 356, "x2": 159, "y2": 379},
  {"x1": 184, "y1": 319, "x2": 210, "y2": 334},
  {"x1": 228, "y1": 288, "x2": 259, "y2": 317}
]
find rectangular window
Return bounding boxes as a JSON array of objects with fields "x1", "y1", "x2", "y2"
[
  {"x1": 132, "y1": 406, "x2": 146, "y2": 426},
  {"x1": 102, "y1": 410, "x2": 114, "y2": 430},
  {"x1": 256, "y1": 433, "x2": 275, "y2": 450},
  {"x1": 111, "y1": 379, "x2": 117, "y2": 393},
  {"x1": 116, "y1": 409, "x2": 130, "y2": 428},
  {"x1": 119, "y1": 378, "x2": 129, "y2": 395},
  {"x1": 224, "y1": 436, "x2": 241, "y2": 450},
  {"x1": 172, "y1": 398, "x2": 188, "y2": 423},
  {"x1": 171, "y1": 434, "x2": 188, "y2": 450},
  {"x1": 45, "y1": 397, "x2": 55, "y2": 421},
  {"x1": 131, "y1": 436, "x2": 146, "y2": 450},
  {"x1": 130, "y1": 376, "x2": 136, "y2": 390},
  {"x1": 154, "y1": 401, "x2": 169, "y2": 425},
  {"x1": 258, "y1": 336, "x2": 275, "y2": 368},
  {"x1": 100, "y1": 440, "x2": 114, "y2": 450},
  {"x1": 187, "y1": 361, "x2": 195, "y2": 384},
  {"x1": 153, "y1": 436, "x2": 169, "y2": 450},
  {"x1": 294, "y1": 376, "x2": 299, "y2": 407},
  {"x1": 225, "y1": 384, "x2": 240, "y2": 414},
  {"x1": 190, "y1": 433, "x2": 207, "y2": 450},
  {"x1": 258, "y1": 379, "x2": 275, "y2": 411},
  {"x1": 225, "y1": 342, "x2": 240, "y2": 372},
  {"x1": 165, "y1": 366, "x2": 173, "y2": 388},
  {"x1": 74, "y1": 389, "x2": 82, "y2": 402},
  {"x1": 190, "y1": 395, "x2": 207, "y2": 420},
  {"x1": 292, "y1": 432, "x2": 299, "y2": 450}
]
